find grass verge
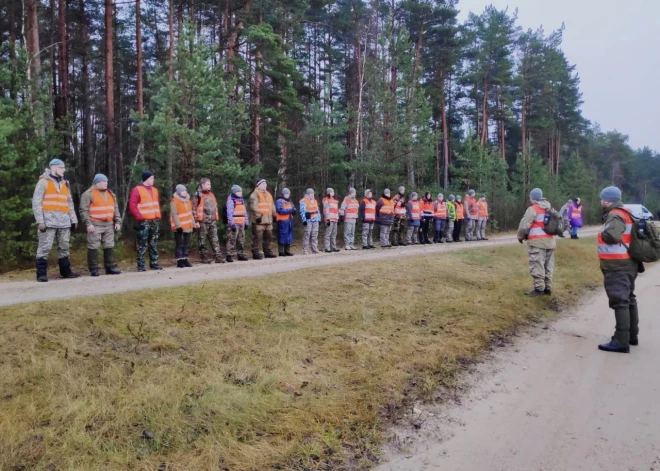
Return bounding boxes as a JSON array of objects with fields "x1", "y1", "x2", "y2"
[{"x1": 0, "y1": 239, "x2": 601, "y2": 471}]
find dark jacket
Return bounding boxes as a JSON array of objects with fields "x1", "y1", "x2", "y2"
[
  {"x1": 376, "y1": 194, "x2": 394, "y2": 225},
  {"x1": 275, "y1": 195, "x2": 296, "y2": 245},
  {"x1": 599, "y1": 201, "x2": 639, "y2": 273}
]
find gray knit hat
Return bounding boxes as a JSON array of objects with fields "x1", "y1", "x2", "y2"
[
  {"x1": 384, "y1": 188, "x2": 391, "y2": 196},
  {"x1": 530, "y1": 188, "x2": 543, "y2": 201},
  {"x1": 49, "y1": 158, "x2": 65, "y2": 167},
  {"x1": 399, "y1": 186, "x2": 405, "y2": 193},
  {"x1": 468, "y1": 189, "x2": 476, "y2": 196},
  {"x1": 282, "y1": 188, "x2": 291, "y2": 197},
  {"x1": 365, "y1": 189, "x2": 372, "y2": 197},
  {"x1": 93, "y1": 173, "x2": 108, "y2": 184},
  {"x1": 175, "y1": 184, "x2": 187, "y2": 195},
  {"x1": 410, "y1": 192, "x2": 418, "y2": 199},
  {"x1": 256, "y1": 178, "x2": 267, "y2": 187},
  {"x1": 449, "y1": 194, "x2": 455, "y2": 201},
  {"x1": 326, "y1": 187, "x2": 334, "y2": 195},
  {"x1": 231, "y1": 184, "x2": 242, "y2": 194},
  {"x1": 349, "y1": 187, "x2": 356, "y2": 195},
  {"x1": 456, "y1": 195, "x2": 462, "y2": 201},
  {"x1": 600, "y1": 186, "x2": 622, "y2": 203},
  {"x1": 437, "y1": 193, "x2": 444, "y2": 199},
  {"x1": 306, "y1": 188, "x2": 315, "y2": 196}
]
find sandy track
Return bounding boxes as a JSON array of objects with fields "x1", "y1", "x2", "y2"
[
  {"x1": 377, "y1": 262, "x2": 660, "y2": 471},
  {"x1": 0, "y1": 228, "x2": 599, "y2": 307}
]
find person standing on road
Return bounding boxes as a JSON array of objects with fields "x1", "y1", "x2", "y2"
[
  {"x1": 406, "y1": 192, "x2": 421, "y2": 245},
  {"x1": 376, "y1": 188, "x2": 394, "y2": 248},
  {"x1": 79, "y1": 174, "x2": 122, "y2": 277},
  {"x1": 560, "y1": 199, "x2": 573, "y2": 237},
  {"x1": 517, "y1": 188, "x2": 556, "y2": 297},
  {"x1": 249, "y1": 179, "x2": 278, "y2": 260},
  {"x1": 193, "y1": 178, "x2": 225, "y2": 264},
  {"x1": 453, "y1": 195, "x2": 464, "y2": 242},
  {"x1": 419, "y1": 192, "x2": 434, "y2": 244},
  {"x1": 360, "y1": 189, "x2": 377, "y2": 249},
  {"x1": 433, "y1": 193, "x2": 448, "y2": 243},
  {"x1": 32, "y1": 159, "x2": 80, "y2": 282},
  {"x1": 446, "y1": 195, "x2": 457, "y2": 243},
  {"x1": 464, "y1": 190, "x2": 479, "y2": 241},
  {"x1": 129, "y1": 170, "x2": 163, "y2": 272},
  {"x1": 391, "y1": 186, "x2": 407, "y2": 246},
  {"x1": 569, "y1": 197, "x2": 584, "y2": 239},
  {"x1": 226, "y1": 185, "x2": 249, "y2": 262},
  {"x1": 275, "y1": 188, "x2": 296, "y2": 257},
  {"x1": 323, "y1": 188, "x2": 340, "y2": 253},
  {"x1": 339, "y1": 188, "x2": 359, "y2": 250},
  {"x1": 596, "y1": 186, "x2": 641, "y2": 354},
  {"x1": 476, "y1": 194, "x2": 489, "y2": 240},
  {"x1": 170, "y1": 184, "x2": 198, "y2": 268},
  {"x1": 300, "y1": 188, "x2": 321, "y2": 254}
]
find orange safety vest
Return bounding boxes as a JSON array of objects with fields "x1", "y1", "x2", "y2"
[
  {"x1": 597, "y1": 209, "x2": 633, "y2": 260},
  {"x1": 434, "y1": 200, "x2": 447, "y2": 218},
  {"x1": 362, "y1": 198, "x2": 376, "y2": 222},
  {"x1": 257, "y1": 191, "x2": 274, "y2": 216},
  {"x1": 394, "y1": 202, "x2": 407, "y2": 216},
  {"x1": 136, "y1": 186, "x2": 161, "y2": 220},
  {"x1": 89, "y1": 189, "x2": 115, "y2": 222},
  {"x1": 42, "y1": 179, "x2": 70, "y2": 213},
  {"x1": 378, "y1": 198, "x2": 395, "y2": 215},
  {"x1": 421, "y1": 200, "x2": 434, "y2": 218},
  {"x1": 528, "y1": 204, "x2": 554, "y2": 240},
  {"x1": 232, "y1": 198, "x2": 247, "y2": 225},
  {"x1": 301, "y1": 197, "x2": 319, "y2": 217},
  {"x1": 455, "y1": 202, "x2": 464, "y2": 220},
  {"x1": 276, "y1": 200, "x2": 295, "y2": 222},
  {"x1": 323, "y1": 197, "x2": 339, "y2": 222},
  {"x1": 409, "y1": 201, "x2": 421, "y2": 221},
  {"x1": 342, "y1": 197, "x2": 360, "y2": 220},
  {"x1": 170, "y1": 198, "x2": 194, "y2": 230},
  {"x1": 477, "y1": 201, "x2": 489, "y2": 218},
  {"x1": 195, "y1": 192, "x2": 219, "y2": 222},
  {"x1": 466, "y1": 197, "x2": 478, "y2": 217}
]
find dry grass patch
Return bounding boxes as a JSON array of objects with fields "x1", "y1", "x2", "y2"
[{"x1": 0, "y1": 239, "x2": 600, "y2": 471}]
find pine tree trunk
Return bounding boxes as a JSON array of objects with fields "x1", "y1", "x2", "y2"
[
  {"x1": 136, "y1": 0, "x2": 144, "y2": 155},
  {"x1": 8, "y1": 0, "x2": 17, "y2": 100},
  {"x1": 168, "y1": 0, "x2": 174, "y2": 81},
  {"x1": 251, "y1": 11, "x2": 263, "y2": 166},
  {"x1": 104, "y1": 0, "x2": 116, "y2": 183},
  {"x1": 480, "y1": 78, "x2": 488, "y2": 145},
  {"x1": 80, "y1": 0, "x2": 93, "y2": 181},
  {"x1": 441, "y1": 94, "x2": 450, "y2": 189},
  {"x1": 25, "y1": 0, "x2": 41, "y2": 81}
]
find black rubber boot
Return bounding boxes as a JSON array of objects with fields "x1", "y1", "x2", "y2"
[
  {"x1": 226, "y1": 255, "x2": 234, "y2": 263},
  {"x1": 88, "y1": 248, "x2": 99, "y2": 275},
  {"x1": 238, "y1": 254, "x2": 249, "y2": 261},
  {"x1": 104, "y1": 248, "x2": 122, "y2": 275},
  {"x1": 59, "y1": 257, "x2": 80, "y2": 279},
  {"x1": 598, "y1": 339, "x2": 630, "y2": 354},
  {"x1": 150, "y1": 263, "x2": 163, "y2": 270},
  {"x1": 177, "y1": 260, "x2": 185, "y2": 268},
  {"x1": 36, "y1": 258, "x2": 48, "y2": 282},
  {"x1": 137, "y1": 263, "x2": 146, "y2": 272},
  {"x1": 183, "y1": 259, "x2": 193, "y2": 267},
  {"x1": 524, "y1": 289, "x2": 545, "y2": 297}
]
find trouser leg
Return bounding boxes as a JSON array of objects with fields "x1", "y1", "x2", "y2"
[
  {"x1": 251, "y1": 225, "x2": 263, "y2": 256},
  {"x1": 56, "y1": 228, "x2": 71, "y2": 259},
  {"x1": 324, "y1": 222, "x2": 332, "y2": 251},
  {"x1": 446, "y1": 220, "x2": 454, "y2": 242},
  {"x1": 303, "y1": 223, "x2": 312, "y2": 252},
  {"x1": 604, "y1": 271, "x2": 638, "y2": 346},
  {"x1": 147, "y1": 221, "x2": 159, "y2": 263},
  {"x1": 330, "y1": 221, "x2": 338, "y2": 249},
  {"x1": 198, "y1": 222, "x2": 209, "y2": 258},
  {"x1": 310, "y1": 222, "x2": 319, "y2": 252},
  {"x1": 175, "y1": 231, "x2": 185, "y2": 259},
  {"x1": 237, "y1": 226, "x2": 246, "y2": 256},
  {"x1": 362, "y1": 223, "x2": 370, "y2": 247},
  {"x1": 36, "y1": 227, "x2": 56, "y2": 259},
  {"x1": 454, "y1": 219, "x2": 462, "y2": 241},
  {"x1": 528, "y1": 246, "x2": 547, "y2": 291},
  {"x1": 544, "y1": 249, "x2": 555, "y2": 290},
  {"x1": 344, "y1": 221, "x2": 355, "y2": 248},
  {"x1": 262, "y1": 225, "x2": 275, "y2": 256}
]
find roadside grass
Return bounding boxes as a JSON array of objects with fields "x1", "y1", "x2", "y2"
[{"x1": 0, "y1": 239, "x2": 601, "y2": 471}]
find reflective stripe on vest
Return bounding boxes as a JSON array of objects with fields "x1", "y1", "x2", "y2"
[
  {"x1": 257, "y1": 191, "x2": 273, "y2": 215},
  {"x1": 455, "y1": 203, "x2": 464, "y2": 219},
  {"x1": 301, "y1": 197, "x2": 319, "y2": 217},
  {"x1": 42, "y1": 179, "x2": 70, "y2": 213},
  {"x1": 89, "y1": 189, "x2": 115, "y2": 221},
  {"x1": 598, "y1": 209, "x2": 633, "y2": 260},
  {"x1": 477, "y1": 201, "x2": 488, "y2": 218},
  {"x1": 421, "y1": 201, "x2": 434, "y2": 217},
  {"x1": 323, "y1": 197, "x2": 339, "y2": 222},
  {"x1": 136, "y1": 186, "x2": 161, "y2": 220},
  {"x1": 196, "y1": 193, "x2": 219, "y2": 222},
  {"x1": 170, "y1": 198, "x2": 194, "y2": 230},
  {"x1": 232, "y1": 199, "x2": 247, "y2": 225},
  {"x1": 466, "y1": 197, "x2": 478, "y2": 217},
  {"x1": 394, "y1": 203, "x2": 407, "y2": 216},
  {"x1": 379, "y1": 198, "x2": 395, "y2": 215},
  {"x1": 362, "y1": 198, "x2": 376, "y2": 221},
  {"x1": 434, "y1": 201, "x2": 447, "y2": 218},
  {"x1": 276, "y1": 200, "x2": 295, "y2": 222},
  {"x1": 570, "y1": 205, "x2": 582, "y2": 219},
  {"x1": 342, "y1": 197, "x2": 359, "y2": 220},
  {"x1": 528, "y1": 204, "x2": 553, "y2": 240},
  {"x1": 409, "y1": 202, "x2": 421, "y2": 220}
]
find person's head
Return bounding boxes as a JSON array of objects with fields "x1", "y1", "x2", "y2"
[
  {"x1": 384, "y1": 188, "x2": 391, "y2": 197},
  {"x1": 200, "y1": 178, "x2": 211, "y2": 191},
  {"x1": 468, "y1": 189, "x2": 476, "y2": 197},
  {"x1": 349, "y1": 187, "x2": 356, "y2": 198},
  {"x1": 49, "y1": 159, "x2": 66, "y2": 178},
  {"x1": 256, "y1": 179, "x2": 267, "y2": 191},
  {"x1": 437, "y1": 193, "x2": 444, "y2": 201},
  {"x1": 456, "y1": 195, "x2": 462, "y2": 203},
  {"x1": 410, "y1": 192, "x2": 418, "y2": 201},
  {"x1": 327, "y1": 187, "x2": 335, "y2": 198},
  {"x1": 306, "y1": 188, "x2": 315, "y2": 198},
  {"x1": 365, "y1": 189, "x2": 373, "y2": 199},
  {"x1": 567, "y1": 199, "x2": 573, "y2": 205},
  {"x1": 480, "y1": 194, "x2": 486, "y2": 201},
  {"x1": 282, "y1": 188, "x2": 291, "y2": 199},
  {"x1": 175, "y1": 184, "x2": 188, "y2": 199},
  {"x1": 599, "y1": 186, "x2": 621, "y2": 208},
  {"x1": 231, "y1": 184, "x2": 243, "y2": 198},
  {"x1": 142, "y1": 170, "x2": 155, "y2": 187},
  {"x1": 398, "y1": 186, "x2": 405, "y2": 195},
  {"x1": 424, "y1": 191, "x2": 432, "y2": 200},
  {"x1": 530, "y1": 188, "x2": 543, "y2": 203},
  {"x1": 449, "y1": 194, "x2": 455, "y2": 202},
  {"x1": 93, "y1": 173, "x2": 108, "y2": 190},
  {"x1": 576, "y1": 197, "x2": 581, "y2": 205}
]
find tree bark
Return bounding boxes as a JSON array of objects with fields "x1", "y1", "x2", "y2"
[
  {"x1": 441, "y1": 94, "x2": 450, "y2": 189},
  {"x1": 25, "y1": 0, "x2": 41, "y2": 81},
  {"x1": 168, "y1": 0, "x2": 174, "y2": 81},
  {"x1": 136, "y1": 0, "x2": 144, "y2": 155},
  {"x1": 57, "y1": 0, "x2": 70, "y2": 155},
  {"x1": 104, "y1": 0, "x2": 116, "y2": 183},
  {"x1": 251, "y1": 10, "x2": 263, "y2": 165},
  {"x1": 80, "y1": 0, "x2": 93, "y2": 182}
]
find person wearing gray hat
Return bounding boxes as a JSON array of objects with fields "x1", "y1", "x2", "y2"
[
  {"x1": 476, "y1": 194, "x2": 489, "y2": 241},
  {"x1": 405, "y1": 192, "x2": 421, "y2": 244},
  {"x1": 300, "y1": 188, "x2": 321, "y2": 254},
  {"x1": 445, "y1": 195, "x2": 457, "y2": 243},
  {"x1": 225, "y1": 184, "x2": 249, "y2": 262},
  {"x1": 170, "y1": 184, "x2": 199, "y2": 268},
  {"x1": 464, "y1": 190, "x2": 479, "y2": 241},
  {"x1": 79, "y1": 173, "x2": 122, "y2": 276},
  {"x1": 597, "y1": 185, "x2": 640, "y2": 354},
  {"x1": 375, "y1": 189, "x2": 394, "y2": 248},
  {"x1": 249, "y1": 179, "x2": 278, "y2": 259},
  {"x1": 559, "y1": 199, "x2": 573, "y2": 237},
  {"x1": 453, "y1": 195, "x2": 464, "y2": 242},
  {"x1": 391, "y1": 186, "x2": 408, "y2": 246},
  {"x1": 275, "y1": 188, "x2": 296, "y2": 256},
  {"x1": 432, "y1": 193, "x2": 448, "y2": 243},
  {"x1": 322, "y1": 188, "x2": 341, "y2": 253},
  {"x1": 360, "y1": 189, "x2": 377, "y2": 249},
  {"x1": 339, "y1": 188, "x2": 359, "y2": 250},
  {"x1": 32, "y1": 158, "x2": 79, "y2": 282},
  {"x1": 193, "y1": 178, "x2": 225, "y2": 264},
  {"x1": 517, "y1": 187, "x2": 556, "y2": 297}
]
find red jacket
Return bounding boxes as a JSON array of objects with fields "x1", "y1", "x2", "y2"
[{"x1": 129, "y1": 184, "x2": 157, "y2": 221}]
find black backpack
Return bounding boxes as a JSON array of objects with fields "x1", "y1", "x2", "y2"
[
  {"x1": 624, "y1": 211, "x2": 660, "y2": 263},
  {"x1": 543, "y1": 208, "x2": 566, "y2": 237}
]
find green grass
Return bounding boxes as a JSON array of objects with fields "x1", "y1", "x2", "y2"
[{"x1": 0, "y1": 239, "x2": 601, "y2": 471}]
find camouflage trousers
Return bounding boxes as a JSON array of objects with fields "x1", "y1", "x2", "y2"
[
  {"x1": 136, "y1": 220, "x2": 160, "y2": 265},
  {"x1": 198, "y1": 221, "x2": 223, "y2": 258},
  {"x1": 528, "y1": 246, "x2": 555, "y2": 291},
  {"x1": 476, "y1": 217, "x2": 488, "y2": 240},
  {"x1": 446, "y1": 220, "x2": 455, "y2": 242},
  {"x1": 465, "y1": 218, "x2": 477, "y2": 241},
  {"x1": 226, "y1": 225, "x2": 246, "y2": 257},
  {"x1": 36, "y1": 227, "x2": 70, "y2": 259},
  {"x1": 391, "y1": 217, "x2": 407, "y2": 245}
]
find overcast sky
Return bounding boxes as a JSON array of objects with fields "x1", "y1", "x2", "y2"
[{"x1": 457, "y1": 0, "x2": 660, "y2": 151}]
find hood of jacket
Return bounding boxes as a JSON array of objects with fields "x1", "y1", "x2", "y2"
[
  {"x1": 381, "y1": 194, "x2": 392, "y2": 200},
  {"x1": 173, "y1": 192, "x2": 190, "y2": 203},
  {"x1": 41, "y1": 168, "x2": 64, "y2": 183},
  {"x1": 278, "y1": 194, "x2": 291, "y2": 202},
  {"x1": 534, "y1": 198, "x2": 552, "y2": 210}
]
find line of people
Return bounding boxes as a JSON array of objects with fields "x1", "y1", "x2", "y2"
[{"x1": 32, "y1": 160, "x2": 494, "y2": 281}]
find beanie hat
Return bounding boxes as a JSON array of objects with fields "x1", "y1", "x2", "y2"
[
  {"x1": 399, "y1": 186, "x2": 405, "y2": 193},
  {"x1": 365, "y1": 189, "x2": 372, "y2": 197},
  {"x1": 93, "y1": 173, "x2": 108, "y2": 184},
  {"x1": 437, "y1": 193, "x2": 444, "y2": 199},
  {"x1": 468, "y1": 189, "x2": 475, "y2": 196},
  {"x1": 530, "y1": 188, "x2": 543, "y2": 201},
  {"x1": 326, "y1": 187, "x2": 334, "y2": 195},
  {"x1": 306, "y1": 188, "x2": 314, "y2": 196},
  {"x1": 600, "y1": 186, "x2": 622, "y2": 203},
  {"x1": 456, "y1": 195, "x2": 462, "y2": 201},
  {"x1": 349, "y1": 187, "x2": 356, "y2": 195},
  {"x1": 231, "y1": 184, "x2": 242, "y2": 194},
  {"x1": 481, "y1": 194, "x2": 486, "y2": 199},
  {"x1": 49, "y1": 158, "x2": 65, "y2": 167},
  {"x1": 175, "y1": 184, "x2": 187, "y2": 195},
  {"x1": 384, "y1": 188, "x2": 391, "y2": 196},
  {"x1": 256, "y1": 178, "x2": 267, "y2": 187},
  {"x1": 282, "y1": 188, "x2": 291, "y2": 197},
  {"x1": 449, "y1": 194, "x2": 455, "y2": 201},
  {"x1": 142, "y1": 170, "x2": 154, "y2": 182},
  {"x1": 411, "y1": 192, "x2": 418, "y2": 199}
]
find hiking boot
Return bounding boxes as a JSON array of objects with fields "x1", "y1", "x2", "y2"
[
  {"x1": 58, "y1": 257, "x2": 80, "y2": 279},
  {"x1": 332, "y1": 248, "x2": 340, "y2": 252},
  {"x1": 362, "y1": 246, "x2": 370, "y2": 250},
  {"x1": 368, "y1": 245, "x2": 376, "y2": 249},
  {"x1": 103, "y1": 249, "x2": 120, "y2": 275},
  {"x1": 238, "y1": 254, "x2": 249, "y2": 261},
  {"x1": 36, "y1": 258, "x2": 48, "y2": 282},
  {"x1": 325, "y1": 249, "x2": 332, "y2": 253},
  {"x1": 629, "y1": 338, "x2": 639, "y2": 346},
  {"x1": 183, "y1": 259, "x2": 193, "y2": 268},
  {"x1": 265, "y1": 253, "x2": 278, "y2": 259},
  {"x1": 177, "y1": 260, "x2": 185, "y2": 268},
  {"x1": 524, "y1": 289, "x2": 545, "y2": 297},
  {"x1": 137, "y1": 264, "x2": 146, "y2": 272},
  {"x1": 200, "y1": 255, "x2": 213, "y2": 264},
  {"x1": 226, "y1": 255, "x2": 234, "y2": 263},
  {"x1": 150, "y1": 263, "x2": 163, "y2": 270},
  {"x1": 90, "y1": 269, "x2": 100, "y2": 277},
  {"x1": 598, "y1": 340, "x2": 630, "y2": 354},
  {"x1": 284, "y1": 251, "x2": 294, "y2": 256},
  {"x1": 544, "y1": 289, "x2": 552, "y2": 296},
  {"x1": 252, "y1": 253, "x2": 263, "y2": 260},
  {"x1": 105, "y1": 266, "x2": 122, "y2": 275},
  {"x1": 215, "y1": 256, "x2": 226, "y2": 264}
]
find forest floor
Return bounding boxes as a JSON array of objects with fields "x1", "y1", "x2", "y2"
[{"x1": 0, "y1": 236, "x2": 606, "y2": 471}]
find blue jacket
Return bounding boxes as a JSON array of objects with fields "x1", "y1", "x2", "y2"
[{"x1": 276, "y1": 196, "x2": 296, "y2": 245}]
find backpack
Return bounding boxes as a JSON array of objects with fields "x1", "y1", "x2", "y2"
[
  {"x1": 624, "y1": 211, "x2": 660, "y2": 263},
  {"x1": 543, "y1": 208, "x2": 565, "y2": 237}
]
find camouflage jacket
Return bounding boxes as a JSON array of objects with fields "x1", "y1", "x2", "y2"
[
  {"x1": 517, "y1": 199, "x2": 556, "y2": 250},
  {"x1": 32, "y1": 169, "x2": 78, "y2": 228},
  {"x1": 192, "y1": 188, "x2": 218, "y2": 224},
  {"x1": 599, "y1": 201, "x2": 638, "y2": 272}
]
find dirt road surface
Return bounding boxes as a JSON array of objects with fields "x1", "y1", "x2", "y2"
[
  {"x1": 377, "y1": 262, "x2": 660, "y2": 471},
  {"x1": 0, "y1": 228, "x2": 600, "y2": 307}
]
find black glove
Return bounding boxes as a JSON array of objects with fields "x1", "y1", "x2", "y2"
[
  {"x1": 326, "y1": 221, "x2": 331, "y2": 227},
  {"x1": 176, "y1": 228, "x2": 183, "y2": 233},
  {"x1": 305, "y1": 212, "x2": 311, "y2": 219},
  {"x1": 303, "y1": 221, "x2": 308, "y2": 227},
  {"x1": 231, "y1": 226, "x2": 237, "y2": 233},
  {"x1": 256, "y1": 216, "x2": 262, "y2": 224},
  {"x1": 71, "y1": 223, "x2": 77, "y2": 231},
  {"x1": 339, "y1": 216, "x2": 344, "y2": 223}
]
